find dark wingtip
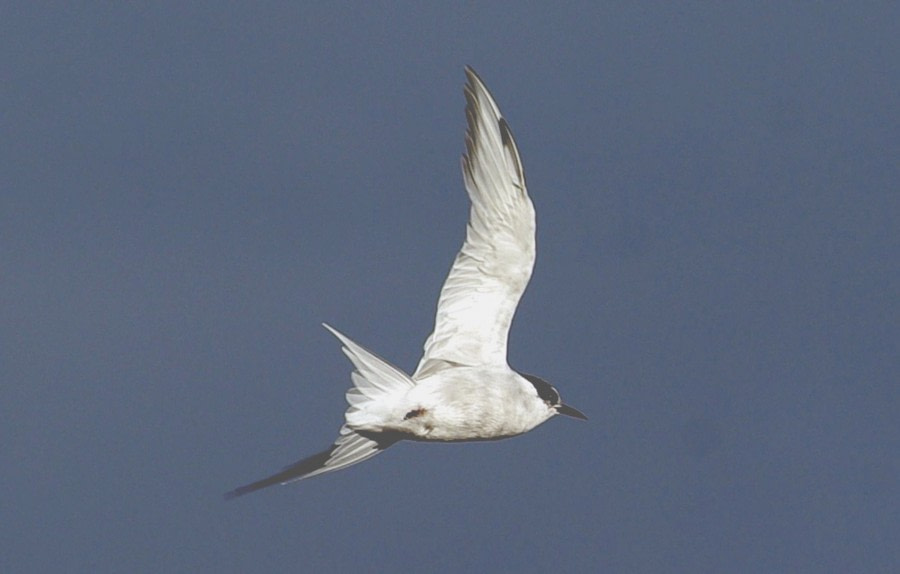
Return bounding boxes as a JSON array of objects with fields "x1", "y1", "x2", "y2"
[
  {"x1": 223, "y1": 488, "x2": 246, "y2": 501},
  {"x1": 223, "y1": 481, "x2": 268, "y2": 500},
  {"x1": 222, "y1": 474, "x2": 285, "y2": 501},
  {"x1": 464, "y1": 66, "x2": 488, "y2": 95},
  {"x1": 223, "y1": 445, "x2": 341, "y2": 501}
]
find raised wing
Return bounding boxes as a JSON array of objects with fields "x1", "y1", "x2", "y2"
[{"x1": 413, "y1": 67, "x2": 535, "y2": 380}]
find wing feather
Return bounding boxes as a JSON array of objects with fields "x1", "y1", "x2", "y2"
[
  {"x1": 413, "y1": 67, "x2": 535, "y2": 379},
  {"x1": 223, "y1": 431, "x2": 393, "y2": 499}
]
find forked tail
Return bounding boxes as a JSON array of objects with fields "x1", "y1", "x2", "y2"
[
  {"x1": 224, "y1": 325, "x2": 415, "y2": 498},
  {"x1": 323, "y1": 323, "x2": 417, "y2": 431}
]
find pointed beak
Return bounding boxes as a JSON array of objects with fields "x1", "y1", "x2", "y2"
[{"x1": 556, "y1": 403, "x2": 588, "y2": 420}]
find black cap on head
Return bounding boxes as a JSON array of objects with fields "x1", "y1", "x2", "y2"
[
  {"x1": 518, "y1": 372, "x2": 560, "y2": 405},
  {"x1": 518, "y1": 371, "x2": 587, "y2": 420}
]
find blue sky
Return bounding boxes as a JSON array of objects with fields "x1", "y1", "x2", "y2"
[{"x1": 3, "y1": 3, "x2": 898, "y2": 572}]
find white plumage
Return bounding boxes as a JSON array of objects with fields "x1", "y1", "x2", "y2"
[{"x1": 226, "y1": 67, "x2": 585, "y2": 499}]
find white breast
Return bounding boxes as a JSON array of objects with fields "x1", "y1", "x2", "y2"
[{"x1": 396, "y1": 368, "x2": 551, "y2": 441}]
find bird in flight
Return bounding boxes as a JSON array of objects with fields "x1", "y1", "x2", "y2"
[{"x1": 225, "y1": 67, "x2": 586, "y2": 499}]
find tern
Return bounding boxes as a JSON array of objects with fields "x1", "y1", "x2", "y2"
[{"x1": 225, "y1": 67, "x2": 586, "y2": 499}]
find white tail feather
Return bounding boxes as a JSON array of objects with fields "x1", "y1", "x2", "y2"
[{"x1": 323, "y1": 323, "x2": 416, "y2": 431}]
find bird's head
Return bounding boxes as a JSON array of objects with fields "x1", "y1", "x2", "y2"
[{"x1": 518, "y1": 372, "x2": 587, "y2": 421}]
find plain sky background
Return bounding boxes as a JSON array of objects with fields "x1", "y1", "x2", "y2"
[{"x1": 3, "y1": 3, "x2": 898, "y2": 573}]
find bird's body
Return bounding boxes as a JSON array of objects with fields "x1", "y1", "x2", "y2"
[
  {"x1": 355, "y1": 366, "x2": 550, "y2": 442},
  {"x1": 226, "y1": 67, "x2": 585, "y2": 499}
]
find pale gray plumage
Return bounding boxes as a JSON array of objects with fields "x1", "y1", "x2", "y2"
[{"x1": 225, "y1": 67, "x2": 584, "y2": 500}]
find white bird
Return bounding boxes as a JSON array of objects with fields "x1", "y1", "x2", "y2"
[{"x1": 225, "y1": 67, "x2": 586, "y2": 499}]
